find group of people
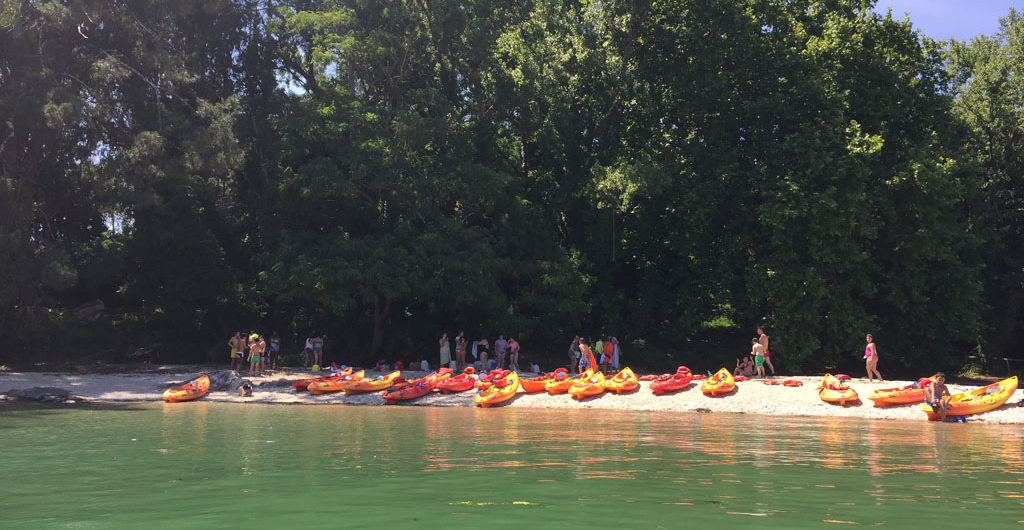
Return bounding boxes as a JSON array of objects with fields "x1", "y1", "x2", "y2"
[
  {"x1": 228, "y1": 331, "x2": 281, "y2": 376},
  {"x1": 737, "y1": 327, "x2": 774, "y2": 378},
  {"x1": 736, "y1": 327, "x2": 775, "y2": 378},
  {"x1": 735, "y1": 330, "x2": 885, "y2": 384},
  {"x1": 567, "y1": 335, "x2": 620, "y2": 374},
  {"x1": 439, "y1": 332, "x2": 522, "y2": 373}
]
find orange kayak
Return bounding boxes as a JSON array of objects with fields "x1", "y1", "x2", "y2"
[
  {"x1": 163, "y1": 375, "x2": 211, "y2": 403},
  {"x1": 547, "y1": 369, "x2": 592, "y2": 394},
  {"x1": 650, "y1": 366, "x2": 694, "y2": 395},
  {"x1": 308, "y1": 370, "x2": 365, "y2": 395},
  {"x1": 474, "y1": 370, "x2": 519, "y2": 408},
  {"x1": 342, "y1": 371, "x2": 401, "y2": 394},
  {"x1": 292, "y1": 367, "x2": 353, "y2": 392},
  {"x1": 921, "y1": 376, "x2": 1017, "y2": 420},
  {"x1": 437, "y1": 367, "x2": 477, "y2": 393},
  {"x1": 867, "y1": 375, "x2": 937, "y2": 406},
  {"x1": 818, "y1": 373, "x2": 858, "y2": 405},
  {"x1": 701, "y1": 368, "x2": 735, "y2": 396},
  {"x1": 569, "y1": 371, "x2": 606, "y2": 399},
  {"x1": 520, "y1": 368, "x2": 568, "y2": 393},
  {"x1": 383, "y1": 369, "x2": 451, "y2": 404},
  {"x1": 605, "y1": 367, "x2": 638, "y2": 394}
]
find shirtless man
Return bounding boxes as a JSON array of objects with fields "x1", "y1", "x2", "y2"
[
  {"x1": 751, "y1": 338, "x2": 765, "y2": 378},
  {"x1": 229, "y1": 332, "x2": 243, "y2": 371},
  {"x1": 757, "y1": 327, "x2": 775, "y2": 377},
  {"x1": 248, "y1": 334, "x2": 265, "y2": 376},
  {"x1": 924, "y1": 372, "x2": 953, "y2": 421}
]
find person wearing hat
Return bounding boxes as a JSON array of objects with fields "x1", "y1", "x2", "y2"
[{"x1": 248, "y1": 334, "x2": 265, "y2": 376}]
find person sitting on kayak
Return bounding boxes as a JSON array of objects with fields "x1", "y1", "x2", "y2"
[{"x1": 924, "y1": 373, "x2": 952, "y2": 420}]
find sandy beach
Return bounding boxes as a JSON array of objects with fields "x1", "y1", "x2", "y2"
[{"x1": 2, "y1": 367, "x2": 1022, "y2": 424}]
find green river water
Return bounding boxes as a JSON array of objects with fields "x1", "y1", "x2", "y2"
[{"x1": 1, "y1": 403, "x2": 1022, "y2": 529}]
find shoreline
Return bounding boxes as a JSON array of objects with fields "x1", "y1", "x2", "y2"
[{"x1": 2, "y1": 368, "x2": 1022, "y2": 424}]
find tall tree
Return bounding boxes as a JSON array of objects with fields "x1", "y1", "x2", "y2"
[{"x1": 947, "y1": 8, "x2": 1024, "y2": 363}]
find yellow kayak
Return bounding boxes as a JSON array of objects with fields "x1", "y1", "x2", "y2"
[
  {"x1": 701, "y1": 368, "x2": 735, "y2": 396},
  {"x1": 920, "y1": 376, "x2": 1017, "y2": 420},
  {"x1": 308, "y1": 370, "x2": 365, "y2": 395},
  {"x1": 546, "y1": 369, "x2": 592, "y2": 395},
  {"x1": 474, "y1": 370, "x2": 519, "y2": 408},
  {"x1": 568, "y1": 371, "x2": 607, "y2": 400},
  {"x1": 342, "y1": 371, "x2": 401, "y2": 394},
  {"x1": 818, "y1": 373, "x2": 858, "y2": 406},
  {"x1": 163, "y1": 375, "x2": 210, "y2": 403},
  {"x1": 605, "y1": 367, "x2": 638, "y2": 394}
]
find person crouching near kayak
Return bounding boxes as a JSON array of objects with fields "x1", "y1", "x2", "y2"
[{"x1": 924, "y1": 372, "x2": 953, "y2": 420}]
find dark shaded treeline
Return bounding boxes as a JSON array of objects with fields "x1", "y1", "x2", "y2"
[{"x1": 2, "y1": 0, "x2": 1022, "y2": 375}]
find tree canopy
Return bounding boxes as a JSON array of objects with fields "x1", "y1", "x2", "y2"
[{"x1": 0, "y1": 0, "x2": 1018, "y2": 376}]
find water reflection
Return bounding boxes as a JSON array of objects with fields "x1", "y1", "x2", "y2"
[{"x1": 120, "y1": 404, "x2": 1024, "y2": 526}]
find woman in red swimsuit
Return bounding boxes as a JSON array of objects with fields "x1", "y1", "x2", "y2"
[{"x1": 864, "y1": 334, "x2": 883, "y2": 383}]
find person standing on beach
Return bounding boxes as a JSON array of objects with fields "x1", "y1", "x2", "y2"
[
  {"x1": 610, "y1": 336, "x2": 621, "y2": 370},
  {"x1": 864, "y1": 334, "x2": 883, "y2": 382},
  {"x1": 507, "y1": 337, "x2": 520, "y2": 372},
  {"x1": 229, "y1": 332, "x2": 243, "y2": 371},
  {"x1": 312, "y1": 335, "x2": 324, "y2": 367},
  {"x1": 751, "y1": 338, "x2": 765, "y2": 378},
  {"x1": 578, "y1": 338, "x2": 595, "y2": 373},
  {"x1": 569, "y1": 336, "x2": 581, "y2": 374},
  {"x1": 494, "y1": 335, "x2": 508, "y2": 369},
  {"x1": 439, "y1": 333, "x2": 451, "y2": 369},
  {"x1": 269, "y1": 332, "x2": 281, "y2": 369},
  {"x1": 304, "y1": 337, "x2": 314, "y2": 367},
  {"x1": 248, "y1": 334, "x2": 264, "y2": 376},
  {"x1": 757, "y1": 327, "x2": 775, "y2": 377},
  {"x1": 455, "y1": 331, "x2": 467, "y2": 371},
  {"x1": 478, "y1": 337, "x2": 490, "y2": 371}
]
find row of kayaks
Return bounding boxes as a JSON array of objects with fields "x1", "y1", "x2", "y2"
[
  {"x1": 817, "y1": 373, "x2": 1020, "y2": 420},
  {"x1": 163, "y1": 369, "x2": 1019, "y2": 419}
]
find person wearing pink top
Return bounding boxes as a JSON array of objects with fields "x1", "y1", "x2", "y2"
[{"x1": 864, "y1": 334, "x2": 883, "y2": 383}]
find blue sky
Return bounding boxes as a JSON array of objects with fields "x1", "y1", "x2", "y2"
[{"x1": 873, "y1": 0, "x2": 1024, "y2": 41}]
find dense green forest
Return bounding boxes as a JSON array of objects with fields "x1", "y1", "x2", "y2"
[{"x1": 2, "y1": 0, "x2": 1023, "y2": 376}]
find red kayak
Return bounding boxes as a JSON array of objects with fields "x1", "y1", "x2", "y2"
[
  {"x1": 383, "y1": 368, "x2": 452, "y2": 404},
  {"x1": 437, "y1": 367, "x2": 477, "y2": 393},
  {"x1": 474, "y1": 369, "x2": 504, "y2": 390},
  {"x1": 291, "y1": 367, "x2": 353, "y2": 391},
  {"x1": 650, "y1": 366, "x2": 694, "y2": 395}
]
